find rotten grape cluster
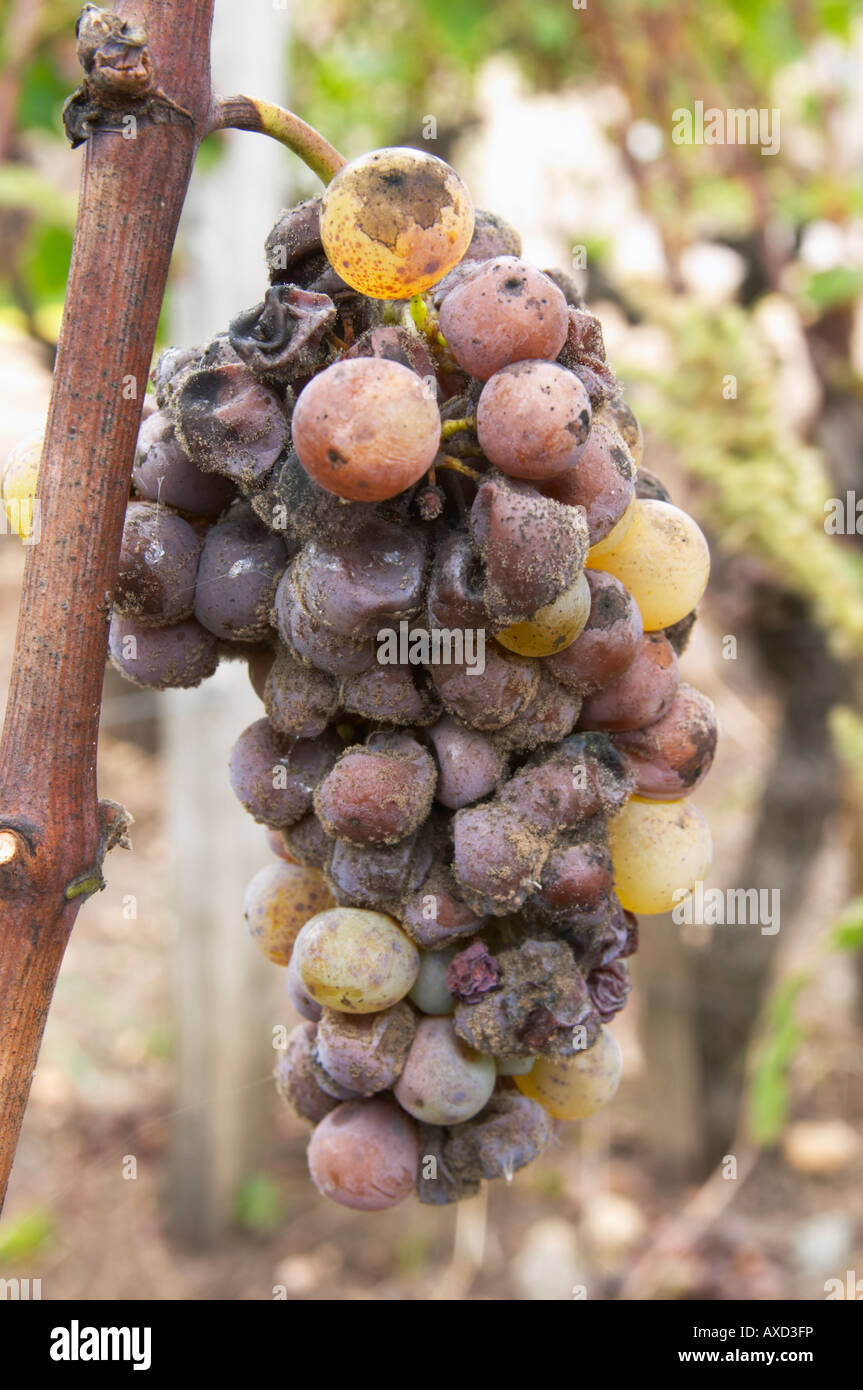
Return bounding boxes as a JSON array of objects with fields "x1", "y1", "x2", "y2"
[{"x1": 108, "y1": 148, "x2": 717, "y2": 1212}]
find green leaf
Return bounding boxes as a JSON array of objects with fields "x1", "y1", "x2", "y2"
[
  {"x1": 0, "y1": 1207, "x2": 54, "y2": 1261},
  {"x1": 803, "y1": 267, "x2": 863, "y2": 311},
  {"x1": 830, "y1": 897, "x2": 863, "y2": 953},
  {"x1": 747, "y1": 973, "x2": 807, "y2": 1146},
  {"x1": 232, "y1": 1172, "x2": 285, "y2": 1235}
]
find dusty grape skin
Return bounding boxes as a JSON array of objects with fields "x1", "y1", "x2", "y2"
[
  {"x1": 340, "y1": 663, "x2": 435, "y2": 727},
  {"x1": 294, "y1": 521, "x2": 428, "y2": 639},
  {"x1": 247, "y1": 645, "x2": 276, "y2": 700},
  {"x1": 114, "y1": 502, "x2": 201, "y2": 625},
  {"x1": 542, "y1": 419, "x2": 635, "y2": 544},
  {"x1": 283, "y1": 812, "x2": 332, "y2": 869},
  {"x1": 438, "y1": 257, "x2": 569, "y2": 381},
  {"x1": 393, "y1": 1016, "x2": 496, "y2": 1126},
  {"x1": 578, "y1": 631, "x2": 680, "y2": 733},
  {"x1": 498, "y1": 669, "x2": 582, "y2": 753},
  {"x1": 537, "y1": 839, "x2": 615, "y2": 918},
  {"x1": 274, "y1": 1022, "x2": 338, "y2": 1124},
  {"x1": 430, "y1": 644, "x2": 539, "y2": 732},
  {"x1": 427, "y1": 530, "x2": 488, "y2": 632},
  {"x1": 476, "y1": 361, "x2": 592, "y2": 481},
  {"x1": 427, "y1": 715, "x2": 506, "y2": 809},
  {"x1": 274, "y1": 567, "x2": 376, "y2": 677},
  {"x1": 612, "y1": 683, "x2": 718, "y2": 798},
  {"x1": 108, "y1": 614, "x2": 219, "y2": 689},
  {"x1": 587, "y1": 959, "x2": 631, "y2": 1022},
  {"x1": 452, "y1": 802, "x2": 548, "y2": 916},
  {"x1": 314, "y1": 743, "x2": 436, "y2": 846},
  {"x1": 545, "y1": 569, "x2": 643, "y2": 696},
  {"x1": 292, "y1": 357, "x2": 441, "y2": 501},
  {"x1": 400, "y1": 869, "x2": 486, "y2": 949},
  {"x1": 326, "y1": 831, "x2": 432, "y2": 911},
  {"x1": 307, "y1": 1098, "x2": 419, "y2": 1211},
  {"x1": 599, "y1": 395, "x2": 644, "y2": 468},
  {"x1": 471, "y1": 475, "x2": 588, "y2": 627},
  {"x1": 285, "y1": 955, "x2": 323, "y2": 1021},
  {"x1": 193, "y1": 511, "x2": 288, "y2": 642},
  {"x1": 634, "y1": 467, "x2": 671, "y2": 503},
  {"x1": 133, "y1": 410, "x2": 236, "y2": 517},
  {"x1": 228, "y1": 718, "x2": 338, "y2": 828},
  {"x1": 445, "y1": 1093, "x2": 553, "y2": 1181},
  {"x1": 315, "y1": 1001, "x2": 416, "y2": 1095},
  {"x1": 172, "y1": 362, "x2": 290, "y2": 488},
  {"x1": 263, "y1": 646, "x2": 339, "y2": 739}
]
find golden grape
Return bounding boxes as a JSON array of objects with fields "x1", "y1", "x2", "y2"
[
  {"x1": 608, "y1": 795, "x2": 713, "y2": 914},
  {"x1": 586, "y1": 499, "x2": 710, "y2": 631},
  {"x1": 516, "y1": 1027, "x2": 622, "y2": 1119}
]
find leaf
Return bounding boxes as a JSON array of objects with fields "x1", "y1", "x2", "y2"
[
  {"x1": 0, "y1": 1207, "x2": 54, "y2": 1261},
  {"x1": 830, "y1": 897, "x2": 863, "y2": 953},
  {"x1": 232, "y1": 1172, "x2": 285, "y2": 1235},
  {"x1": 747, "y1": 973, "x2": 807, "y2": 1146},
  {"x1": 803, "y1": 267, "x2": 863, "y2": 311}
]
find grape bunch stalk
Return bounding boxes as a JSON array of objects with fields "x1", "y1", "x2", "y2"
[{"x1": 69, "y1": 146, "x2": 716, "y2": 1210}]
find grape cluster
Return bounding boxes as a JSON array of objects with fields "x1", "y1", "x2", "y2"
[{"x1": 108, "y1": 146, "x2": 717, "y2": 1212}]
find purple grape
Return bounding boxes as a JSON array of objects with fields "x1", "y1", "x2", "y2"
[
  {"x1": 315, "y1": 1002, "x2": 416, "y2": 1095},
  {"x1": 133, "y1": 411, "x2": 236, "y2": 517},
  {"x1": 263, "y1": 646, "x2": 339, "y2": 739},
  {"x1": 293, "y1": 520, "x2": 428, "y2": 639},
  {"x1": 114, "y1": 501, "x2": 201, "y2": 625},
  {"x1": 427, "y1": 715, "x2": 505, "y2": 809},
  {"x1": 194, "y1": 509, "x2": 289, "y2": 641},
  {"x1": 173, "y1": 362, "x2": 290, "y2": 488},
  {"x1": 228, "y1": 718, "x2": 338, "y2": 827},
  {"x1": 108, "y1": 613, "x2": 218, "y2": 689}
]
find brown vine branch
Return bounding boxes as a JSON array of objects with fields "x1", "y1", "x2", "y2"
[{"x1": 0, "y1": 0, "x2": 217, "y2": 1214}]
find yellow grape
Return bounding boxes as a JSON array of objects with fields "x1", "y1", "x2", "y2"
[
  {"x1": 494, "y1": 569, "x2": 591, "y2": 657},
  {"x1": 586, "y1": 499, "x2": 709, "y2": 631},
  {"x1": 293, "y1": 907, "x2": 419, "y2": 1013},
  {"x1": 585, "y1": 499, "x2": 636, "y2": 566},
  {"x1": 515, "y1": 1027, "x2": 622, "y2": 1120},
  {"x1": 607, "y1": 795, "x2": 712, "y2": 915},
  {"x1": 243, "y1": 861, "x2": 335, "y2": 965},
  {"x1": 320, "y1": 147, "x2": 474, "y2": 300},
  {"x1": 1, "y1": 431, "x2": 42, "y2": 541}
]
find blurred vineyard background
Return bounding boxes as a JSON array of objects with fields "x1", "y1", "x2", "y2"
[{"x1": 1, "y1": 0, "x2": 863, "y2": 1300}]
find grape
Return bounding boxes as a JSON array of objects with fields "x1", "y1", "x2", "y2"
[
  {"x1": 229, "y1": 284, "x2": 337, "y2": 384},
  {"x1": 316, "y1": 1001, "x2": 416, "y2": 1095},
  {"x1": 320, "y1": 147, "x2": 474, "y2": 299},
  {"x1": 499, "y1": 756, "x2": 591, "y2": 832},
  {"x1": 499, "y1": 669, "x2": 582, "y2": 752},
  {"x1": 586, "y1": 498, "x2": 635, "y2": 565},
  {"x1": 228, "y1": 719, "x2": 338, "y2": 827},
  {"x1": 264, "y1": 646, "x2": 339, "y2": 739},
  {"x1": 438, "y1": 257, "x2": 569, "y2": 380},
  {"x1": 2, "y1": 431, "x2": 41, "y2": 540},
  {"x1": 454, "y1": 938, "x2": 599, "y2": 1059},
  {"x1": 283, "y1": 812, "x2": 332, "y2": 869},
  {"x1": 247, "y1": 645, "x2": 275, "y2": 700},
  {"x1": 446, "y1": 939, "x2": 500, "y2": 1003},
  {"x1": 465, "y1": 208, "x2": 522, "y2": 261},
  {"x1": 401, "y1": 869, "x2": 486, "y2": 949},
  {"x1": 471, "y1": 476, "x2": 588, "y2": 627},
  {"x1": 327, "y1": 832, "x2": 431, "y2": 910},
  {"x1": 133, "y1": 411, "x2": 236, "y2": 517},
  {"x1": 578, "y1": 631, "x2": 679, "y2": 733},
  {"x1": 429, "y1": 643, "x2": 539, "y2": 732},
  {"x1": 476, "y1": 361, "x2": 592, "y2": 481},
  {"x1": 172, "y1": 363, "x2": 290, "y2": 488},
  {"x1": 114, "y1": 501, "x2": 201, "y2": 625},
  {"x1": 294, "y1": 520, "x2": 427, "y2": 638},
  {"x1": 497, "y1": 1056, "x2": 536, "y2": 1077},
  {"x1": 445, "y1": 1093, "x2": 553, "y2": 1180},
  {"x1": 409, "y1": 947, "x2": 457, "y2": 1015},
  {"x1": 427, "y1": 715, "x2": 505, "y2": 810},
  {"x1": 393, "y1": 1016, "x2": 496, "y2": 1125},
  {"x1": 307, "y1": 1097, "x2": 419, "y2": 1211},
  {"x1": 344, "y1": 324, "x2": 438, "y2": 384},
  {"x1": 545, "y1": 569, "x2": 643, "y2": 695},
  {"x1": 596, "y1": 395, "x2": 643, "y2": 468},
  {"x1": 586, "y1": 499, "x2": 710, "y2": 631},
  {"x1": 537, "y1": 839, "x2": 615, "y2": 918},
  {"x1": 427, "y1": 530, "x2": 487, "y2": 632},
  {"x1": 265, "y1": 826, "x2": 295, "y2": 862},
  {"x1": 515, "y1": 1025, "x2": 622, "y2": 1119},
  {"x1": 588, "y1": 960, "x2": 631, "y2": 1022},
  {"x1": 285, "y1": 955, "x2": 322, "y2": 1022},
  {"x1": 452, "y1": 803, "x2": 548, "y2": 916},
  {"x1": 634, "y1": 468, "x2": 671, "y2": 503},
  {"x1": 274, "y1": 568, "x2": 376, "y2": 677},
  {"x1": 495, "y1": 570, "x2": 591, "y2": 658},
  {"x1": 274, "y1": 1022, "x2": 338, "y2": 1124},
  {"x1": 315, "y1": 742, "x2": 436, "y2": 846},
  {"x1": 340, "y1": 662, "x2": 434, "y2": 726},
  {"x1": 293, "y1": 907, "x2": 420, "y2": 1012},
  {"x1": 664, "y1": 608, "x2": 697, "y2": 656},
  {"x1": 608, "y1": 795, "x2": 713, "y2": 915},
  {"x1": 612, "y1": 683, "x2": 718, "y2": 799},
  {"x1": 243, "y1": 861, "x2": 335, "y2": 965},
  {"x1": 108, "y1": 614, "x2": 218, "y2": 689},
  {"x1": 542, "y1": 419, "x2": 635, "y2": 544},
  {"x1": 193, "y1": 510, "x2": 288, "y2": 641},
  {"x1": 292, "y1": 358, "x2": 441, "y2": 502}
]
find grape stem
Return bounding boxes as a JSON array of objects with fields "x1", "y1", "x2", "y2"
[
  {"x1": 440, "y1": 416, "x2": 477, "y2": 440},
  {"x1": 208, "y1": 95, "x2": 346, "y2": 184},
  {"x1": 436, "y1": 455, "x2": 483, "y2": 484}
]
